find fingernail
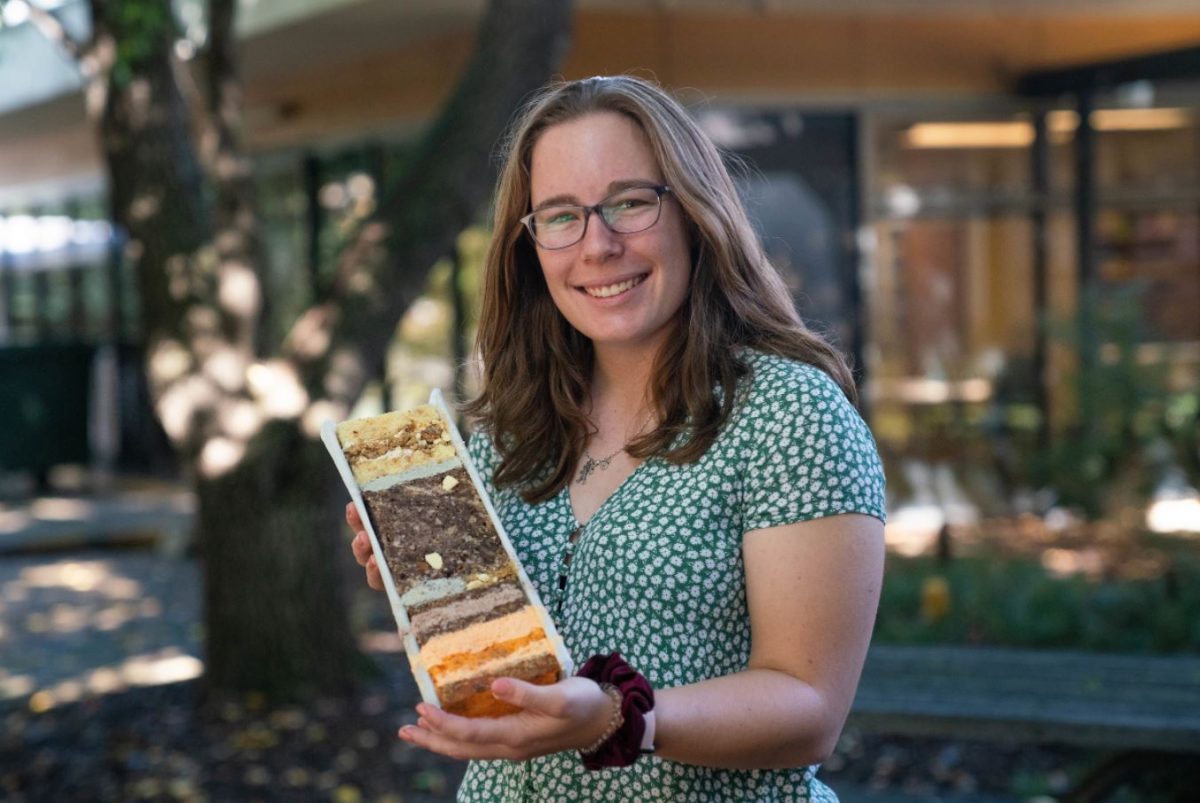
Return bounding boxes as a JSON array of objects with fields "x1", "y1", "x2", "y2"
[{"x1": 491, "y1": 678, "x2": 512, "y2": 698}]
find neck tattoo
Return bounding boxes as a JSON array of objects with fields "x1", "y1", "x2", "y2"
[{"x1": 576, "y1": 411, "x2": 654, "y2": 486}]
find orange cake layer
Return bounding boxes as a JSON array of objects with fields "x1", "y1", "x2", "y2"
[
  {"x1": 440, "y1": 662, "x2": 562, "y2": 718},
  {"x1": 423, "y1": 609, "x2": 549, "y2": 684}
]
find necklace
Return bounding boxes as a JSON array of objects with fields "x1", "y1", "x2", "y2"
[{"x1": 576, "y1": 410, "x2": 654, "y2": 486}]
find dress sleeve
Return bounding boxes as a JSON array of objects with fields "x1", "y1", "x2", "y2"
[{"x1": 739, "y1": 360, "x2": 887, "y2": 532}]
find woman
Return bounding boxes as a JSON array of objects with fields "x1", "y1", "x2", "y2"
[{"x1": 348, "y1": 75, "x2": 886, "y2": 801}]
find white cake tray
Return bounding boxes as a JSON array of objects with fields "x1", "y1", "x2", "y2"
[{"x1": 321, "y1": 388, "x2": 573, "y2": 713}]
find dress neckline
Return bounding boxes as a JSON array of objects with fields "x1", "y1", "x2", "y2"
[{"x1": 564, "y1": 457, "x2": 650, "y2": 529}]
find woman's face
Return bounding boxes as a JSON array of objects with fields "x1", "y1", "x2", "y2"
[{"x1": 528, "y1": 111, "x2": 691, "y2": 355}]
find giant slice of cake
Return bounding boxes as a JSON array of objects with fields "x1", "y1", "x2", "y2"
[{"x1": 327, "y1": 401, "x2": 569, "y2": 718}]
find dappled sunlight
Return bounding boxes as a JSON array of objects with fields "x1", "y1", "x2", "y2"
[
  {"x1": 30, "y1": 497, "x2": 94, "y2": 521},
  {"x1": 129, "y1": 190, "x2": 161, "y2": 224},
  {"x1": 358, "y1": 629, "x2": 404, "y2": 654},
  {"x1": 166, "y1": 253, "x2": 193, "y2": 299},
  {"x1": 120, "y1": 650, "x2": 204, "y2": 687},
  {"x1": 217, "y1": 260, "x2": 261, "y2": 319},
  {"x1": 217, "y1": 398, "x2": 264, "y2": 440},
  {"x1": 399, "y1": 298, "x2": 450, "y2": 341},
  {"x1": 199, "y1": 436, "x2": 246, "y2": 479},
  {"x1": 17, "y1": 560, "x2": 141, "y2": 597},
  {"x1": 21, "y1": 649, "x2": 204, "y2": 712},
  {"x1": 157, "y1": 374, "x2": 219, "y2": 442},
  {"x1": 302, "y1": 399, "x2": 349, "y2": 437},
  {"x1": 149, "y1": 338, "x2": 194, "y2": 385},
  {"x1": 201, "y1": 346, "x2": 248, "y2": 393},
  {"x1": 885, "y1": 503, "x2": 944, "y2": 557},
  {"x1": 1146, "y1": 496, "x2": 1200, "y2": 535},
  {"x1": 1040, "y1": 547, "x2": 1106, "y2": 579},
  {"x1": 325, "y1": 348, "x2": 366, "y2": 399},
  {"x1": 287, "y1": 306, "x2": 335, "y2": 359},
  {"x1": 247, "y1": 359, "x2": 309, "y2": 418},
  {"x1": 0, "y1": 510, "x2": 33, "y2": 533},
  {"x1": 0, "y1": 553, "x2": 203, "y2": 708}
]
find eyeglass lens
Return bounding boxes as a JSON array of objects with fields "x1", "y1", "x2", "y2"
[{"x1": 530, "y1": 186, "x2": 663, "y2": 249}]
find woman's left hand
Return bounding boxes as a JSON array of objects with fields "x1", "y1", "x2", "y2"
[{"x1": 399, "y1": 676, "x2": 615, "y2": 761}]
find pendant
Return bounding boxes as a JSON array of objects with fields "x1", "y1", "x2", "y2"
[{"x1": 576, "y1": 453, "x2": 616, "y2": 485}]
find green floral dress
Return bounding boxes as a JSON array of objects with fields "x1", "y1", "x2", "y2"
[{"x1": 458, "y1": 351, "x2": 887, "y2": 802}]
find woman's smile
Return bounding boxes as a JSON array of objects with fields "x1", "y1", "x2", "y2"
[{"x1": 579, "y1": 272, "x2": 648, "y2": 299}]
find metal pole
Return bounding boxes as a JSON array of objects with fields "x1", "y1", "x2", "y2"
[
  {"x1": 0, "y1": 235, "x2": 11, "y2": 343},
  {"x1": 303, "y1": 152, "x2": 322, "y2": 300},
  {"x1": 1074, "y1": 88, "x2": 1098, "y2": 435},
  {"x1": 1031, "y1": 109, "x2": 1051, "y2": 444},
  {"x1": 65, "y1": 199, "x2": 87, "y2": 340},
  {"x1": 32, "y1": 207, "x2": 50, "y2": 340},
  {"x1": 450, "y1": 242, "x2": 467, "y2": 406}
]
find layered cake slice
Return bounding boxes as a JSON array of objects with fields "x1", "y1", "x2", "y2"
[{"x1": 323, "y1": 397, "x2": 569, "y2": 717}]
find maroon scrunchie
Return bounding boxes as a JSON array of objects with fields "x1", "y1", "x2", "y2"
[{"x1": 576, "y1": 652, "x2": 655, "y2": 770}]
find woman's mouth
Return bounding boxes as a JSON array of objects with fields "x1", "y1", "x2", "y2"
[{"x1": 581, "y1": 274, "x2": 647, "y2": 299}]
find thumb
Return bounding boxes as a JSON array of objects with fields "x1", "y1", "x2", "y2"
[{"x1": 491, "y1": 677, "x2": 559, "y2": 714}]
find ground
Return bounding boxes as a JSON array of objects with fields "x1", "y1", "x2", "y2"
[{"x1": 0, "y1": 544, "x2": 1114, "y2": 803}]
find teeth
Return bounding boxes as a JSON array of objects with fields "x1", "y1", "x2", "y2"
[{"x1": 584, "y1": 275, "x2": 644, "y2": 298}]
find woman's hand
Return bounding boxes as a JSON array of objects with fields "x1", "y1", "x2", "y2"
[
  {"x1": 399, "y1": 676, "x2": 616, "y2": 762},
  {"x1": 345, "y1": 502, "x2": 384, "y2": 591}
]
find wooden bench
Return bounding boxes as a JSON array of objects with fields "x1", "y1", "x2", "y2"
[{"x1": 848, "y1": 644, "x2": 1200, "y2": 801}]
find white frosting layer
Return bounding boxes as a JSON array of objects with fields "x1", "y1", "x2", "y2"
[
  {"x1": 359, "y1": 457, "x2": 464, "y2": 492},
  {"x1": 400, "y1": 577, "x2": 467, "y2": 608}
]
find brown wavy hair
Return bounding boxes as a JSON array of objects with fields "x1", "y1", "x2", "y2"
[{"x1": 464, "y1": 75, "x2": 856, "y2": 504}]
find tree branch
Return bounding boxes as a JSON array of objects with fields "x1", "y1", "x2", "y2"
[
  {"x1": 289, "y1": 0, "x2": 574, "y2": 411},
  {"x1": 24, "y1": 1, "x2": 88, "y2": 70}
]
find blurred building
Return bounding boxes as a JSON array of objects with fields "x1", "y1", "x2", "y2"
[{"x1": 2, "y1": 0, "x2": 1199, "y2": 504}]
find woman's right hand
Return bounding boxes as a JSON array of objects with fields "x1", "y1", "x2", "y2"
[{"x1": 346, "y1": 502, "x2": 384, "y2": 591}]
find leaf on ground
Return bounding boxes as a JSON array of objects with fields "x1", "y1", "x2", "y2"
[
  {"x1": 412, "y1": 769, "x2": 447, "y2": 794},
  {"x1": 283, "y1": 766, "x2": 311, "y2": 787},
  {"x1": 334, "y1": 784, "x2": 363, "y2": 803}
]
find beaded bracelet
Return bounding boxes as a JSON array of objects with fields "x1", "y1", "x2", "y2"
[
  {"x1": 579, "y1": 683, "x2": 624, "y2": 754},
  {"x1": 576, "y1": 652, "x2": 655, "y2": 770}
]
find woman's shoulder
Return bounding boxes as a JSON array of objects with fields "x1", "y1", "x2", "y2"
[{"x1": 738, "y1": 349, "x2": 852, "y2": 413}]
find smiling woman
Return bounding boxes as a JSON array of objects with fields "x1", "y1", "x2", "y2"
[{"x1": 348, "y1": 75, "x2": 887, "y2": 803}]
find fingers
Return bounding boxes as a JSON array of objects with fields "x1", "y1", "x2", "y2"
[
  {"x1": 345, "y1": 501, "x2": 362, "y2": 530},
  {"x1": 351, "y1": 530, "x2": 373, "y2": 566},
  {"x1": 352, "y1": 531, "x2": 385, "y2": 590},
  {"x1": 366, "y1": 556, "x2": 383, "y2": 591},
  {"x1": 345, "y1": 503, "x2": 384, "y2": 591},
  {"x1": 400, "y1": 705, "x2": 525, "y2": 761}
]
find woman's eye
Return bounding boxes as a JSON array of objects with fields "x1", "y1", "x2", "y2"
[{"x1": 541, "y1": 209, "x2": 580, "y2": 227}]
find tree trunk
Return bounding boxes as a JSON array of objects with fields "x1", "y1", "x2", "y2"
[
  {"x1": 196, "y1": 421, "x2": 358, "y2": 696},
  {"x1": 81, "y1": 0, "x2": 573, "y2": 701}
]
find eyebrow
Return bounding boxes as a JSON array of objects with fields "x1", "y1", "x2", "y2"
[{"x1": 531, "y1": 179, "x2": 661, "y2": 211}]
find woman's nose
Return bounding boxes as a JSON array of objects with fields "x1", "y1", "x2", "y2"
[{"x1": 579, "y1": 210, "x2": 622, "y2": 262}]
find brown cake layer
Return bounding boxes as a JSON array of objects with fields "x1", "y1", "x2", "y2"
[
  {"x1": 362, "y1": 467, "x2": 511, "y2": 595},
  {"x1": 409, "y1": 579, "x2": 529, "y2": 644}
]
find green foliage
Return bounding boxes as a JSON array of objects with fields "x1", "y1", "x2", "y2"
[
  {"x1": 876, "y1": 553, "x2": 1200, "y2": 654},
  {"x1": 987, "y1": 283, "x2": 1199, "y2": 517},
  {"x1": 107, "y1": 0, "x2": 180, "y2": 87}
]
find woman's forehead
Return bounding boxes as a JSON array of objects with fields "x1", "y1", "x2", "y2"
[{"x1": 528, "y1": 112, "x2": 661, "y2": 202}]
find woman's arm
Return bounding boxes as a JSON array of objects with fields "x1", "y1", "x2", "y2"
[
  {"x1": 654, "y1": 512, "x2": 884, "y2": 768},
  {"x1": 396, "y1": 512, "x2": 884, "y2": 769}
]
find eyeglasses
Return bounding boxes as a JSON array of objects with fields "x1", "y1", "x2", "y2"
[{"x1": 519, "y1": 185, "x2": 671, "y2": 250}]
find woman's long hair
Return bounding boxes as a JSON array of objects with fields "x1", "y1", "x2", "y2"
[{"x1": 463, "y1": 75, "x2": 856, "y2": 504}]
